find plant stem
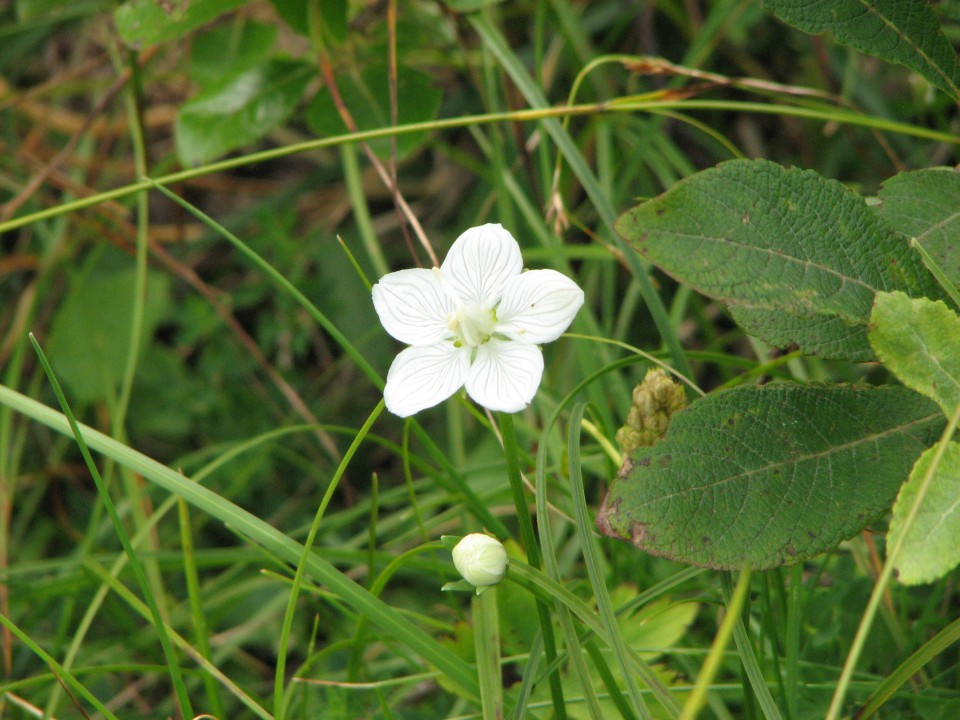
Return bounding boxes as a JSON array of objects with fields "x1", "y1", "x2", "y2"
[{"x1": 475, "y1": 588, "x2": 504, "y2": 720}]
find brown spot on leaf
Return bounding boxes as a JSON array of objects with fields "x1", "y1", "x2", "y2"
[
  {"x1": 631, "y1": 521, "x2": 650, "y2": 548},
  {"x1": 618, "y1": 456, "x2": 637, "y2": 478},
  {"x1": 595, "y1": 496, "x2": 623, "y2": 539},
  {"x1": 659, "y1": 454, "x2": 672, "y2": 469}
]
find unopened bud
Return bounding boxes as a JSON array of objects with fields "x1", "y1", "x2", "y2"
[
  {"x1": 452, "y1": 534, "x2": 508, "y2": 588},
  {"x1": 616, "y1": 368, "x2": 687, "y2": 455}
]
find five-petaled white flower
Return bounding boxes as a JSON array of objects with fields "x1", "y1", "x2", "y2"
[{"x1": 372, "y1": 223, "x2": 584, "y2": 417}]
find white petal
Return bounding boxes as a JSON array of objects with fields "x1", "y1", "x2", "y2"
[
  {"x1": 496, "y1": 269, "x2": 584, "y2": 344},
  {"x1": 383, "y1": 343, "x2": 470, "y2": 417},
  {"x1": 465, "y1": 340, "x2": 544, "y2": 413},
  {"x1": 372, "y1": 268, "x2": 456, "y2": 346},
  {"x1": 440, "y1": 224, "x2": 522, "y2": 307}
]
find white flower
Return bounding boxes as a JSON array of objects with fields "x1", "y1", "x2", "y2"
[
  {"x1": 372, "y1": 224, "x2": 584, "y2": 417},
  {"x1": 452, "y1": 533, "x2": 508, "y2": 588}
]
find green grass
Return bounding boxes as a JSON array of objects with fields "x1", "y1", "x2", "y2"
[{"x1": 1, "y1": 1, "x2": 959, "y2": 718}]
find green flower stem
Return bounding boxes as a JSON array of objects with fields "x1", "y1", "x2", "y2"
[
  {"x1": 826, "y1": 400, "x2": 960, "y2": 720},
  {"x1": 497, "y1": 411, "x2": 566, "y2": 718},
  {"x1": 475, "y1": 587, "x2": 504, "y2": 720}
]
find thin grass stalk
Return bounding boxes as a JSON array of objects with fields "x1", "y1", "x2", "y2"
[
  {"x1": 178, "y1": 498, "x2": 226, "y2": 718},
  {"x1": 566, "y1": 402, "x2": 654, "y2": 719},
  {"x1": 341, "y1": 142, "x2": 389, "y2": 278},
  {"x1": 854, "y1": 614, "x2": 960, "y2": 718},
  {"x1": 274, "y1": 400, "x2": 385, "y2": 720},
  {"x1": 498, "y1": 411, "x2": 567, "y2": 717},
  {"x1": 0, "y1": 99, "x2": 954, "y2": 239},
  {"x1": 0, "y1": 613, "x2": 120, "y2": 720},
  {"x1": 584, "y1": 638, "x2": 638, "y2": 720},
  {"x1": 784, "y1": 564, "x2": 803, "y2": 719},
  {"x1": 826, "y1": 400, "x2": 960, "y2": 720},
  {"x1": 29, "y1": 335, "x2": 194, "y2": 718},
  {"x1": 681, "y1": 567, "x2": 752, "y2": 720},
  {"x1": 82, "y1": 561, "x2": 273, "y2": 720},
  {"x1": 719, "y1": 572, "x2": 784, "y2": 720}
]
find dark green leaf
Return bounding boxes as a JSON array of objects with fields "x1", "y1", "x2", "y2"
[
  {"x1": 597, "y1": 384, "x2": 943, "y2": 570},
  {"x1": 190, "y1": 20, "x2": 277, "y2": 87},
  {"x1": 48, "y1": 270, "x2": 170, "y2": 404},
  {"x1": 870, "y1": 291, "x2": 960, "y2": 417},
  {"x1": 877, "y1": 168, "x2": 960, "y2": 291},
  {"x1": 307, "y1": 63, "x2": 441, "y2": 161},
  {"x1": 115, "y1": 0, "x2": 248, "y2": 49},
  {"x1": 616, "y1": 159, "x2": 941, "y2": 360},
  {"x1": 889, "y1": 441, "x2": 960, "y2": 584},
  {"x1": 175, "y1": 58, "x2": 314, "y2": 167},
  {"x1": 764, "y1": 0, "x2": 960, "y2": 100}
]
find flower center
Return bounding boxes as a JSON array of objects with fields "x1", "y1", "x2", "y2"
[{"x1": 448, "y1": 304, "x2": 497, "y2": 347}]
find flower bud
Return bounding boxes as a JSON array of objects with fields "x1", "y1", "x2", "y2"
[
  {"x1": 616, "y1": 368, "x2": 687, "y2": 455},
  {"x1": 452, "y1": 534, "x2": 508, "y2": 588}
]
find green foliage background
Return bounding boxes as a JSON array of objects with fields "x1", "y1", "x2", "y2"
[{"x1": 1, "y1": 1, "x2": 959, "y2": 719}]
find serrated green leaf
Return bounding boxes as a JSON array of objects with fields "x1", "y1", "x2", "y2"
[
  {"x1": 763, "y1": 0, "x2": 960, "y2": 100},
  {"x1": 175, "y1": 58, "x2": 314, "y2": 167},
  {"x1": 48, "y1": 270, "x2": 170, "y2": 404},
  {"x1": 190, "y1": 20, "x2": 277, "y2": 87},
  {"x1": 307, "y1": 64, "x2": 441, "y2": 161},
  {"x1": 889, "y1": 441, "x2": 960, "y2": 584},
  {"x1": 115, "y1": 0, "x2": 248, "y2": 48},
  {"x1": 616, "y1": 159, "x2": 941, "y2": 360},
  {"x1": 869, "y1": 291, "x2": 960, "y2": 417},
  {"x1": 877, "y1": 168, "x2": 960, "y2": 291},
  {"x1": 597, "y1": 384, "x2": 944, "y2": 570}
]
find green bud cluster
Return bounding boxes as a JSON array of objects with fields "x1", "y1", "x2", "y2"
[{"x1": 615, "y1": 368, "x2": 687, "y2": 455}]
